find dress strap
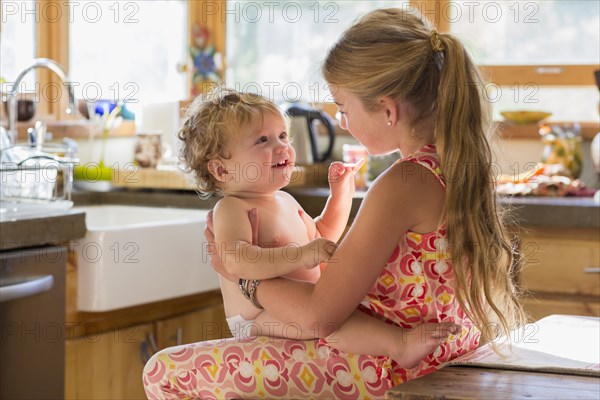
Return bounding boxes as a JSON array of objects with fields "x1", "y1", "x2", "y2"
[{"x1": 398, "y1": 144, "x2": 446, "y2": 189}]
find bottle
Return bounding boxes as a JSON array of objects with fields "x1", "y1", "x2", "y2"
[{"x1": 342, "y1": 144, "x2": 368, "y2": 190}]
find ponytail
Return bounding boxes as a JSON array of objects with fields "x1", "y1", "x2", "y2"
[{"x1": 435, "y1": 33, "x2": 526, "y2": 344}]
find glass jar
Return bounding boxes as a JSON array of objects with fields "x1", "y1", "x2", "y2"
[
  {"x1": 539, "y1": 123, "x2": 583, "y2": 179},
  {"x1": 342, "y1": 144, "x2": 369, "y2": 190}
]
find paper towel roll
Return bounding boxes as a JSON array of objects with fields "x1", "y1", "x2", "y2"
[{"x1": 140, "y1": 102, "x2": 182, "y2": 162}]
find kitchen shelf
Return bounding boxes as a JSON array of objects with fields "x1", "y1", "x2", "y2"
[
  {"x1": 110, "y1": 164, "x2": 329, "y2": 191},
  {"x1": 330, "y1": 119, "x2": 599, "y2": 140},
  {"x1": 2, "y1": 119, "x2": 137, "y2": 141}
]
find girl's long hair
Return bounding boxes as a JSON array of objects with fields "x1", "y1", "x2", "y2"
[{"x1": 323, "y1": 8, "x2": 526, "y2": 344}]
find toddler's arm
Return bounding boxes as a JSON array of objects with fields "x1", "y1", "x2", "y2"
[
  {"x1": 213, "y1": 197, "x2": 336, "y2": 280},
  {"x1": 315, "y1": 160, "x2": 365, "y2": 242}
]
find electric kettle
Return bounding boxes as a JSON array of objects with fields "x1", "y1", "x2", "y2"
[{"x1": 286, "y1": 103, "x2": 335, "y2": 164}]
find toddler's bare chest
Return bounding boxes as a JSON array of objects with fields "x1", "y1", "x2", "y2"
[{"x1": 255, "y1": 207, "x2": 309, "y2": 247}]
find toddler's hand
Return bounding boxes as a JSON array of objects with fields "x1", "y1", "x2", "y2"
[
  {"x1": 304, "y1": 237, "x2": 338, "y2": 268},
  {"x1": 328, "y1": 158, "x2": 366, "y2": 198}
]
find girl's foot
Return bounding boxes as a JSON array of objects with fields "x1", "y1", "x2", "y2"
[{"x1": 392, "y1": 322, "x2": 460, "y2": 369}]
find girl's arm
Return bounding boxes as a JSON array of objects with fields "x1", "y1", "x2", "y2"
[
  {"x1": 256, "y1": 162, "x2": 441, "y2": 337},
  {"x1": 213, "y1": 197, "x2": 336, "y2": 280},
  {"x1": 314, "y1": 159, "x2": 365, "y2": 242}
]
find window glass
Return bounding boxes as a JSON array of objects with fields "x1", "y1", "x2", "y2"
[
  {"x1": 226, "y1": 0, "x2": 408, "y2": 103},
  {"x1": 0, "y1": 0, "x2": 36, "y2": 91},
  {"x1": 69, "y1": 0, "x2": 188, "y2": 109},
  {"x1": 450, "y1": 0, "x2": 600, "y2": 65}
]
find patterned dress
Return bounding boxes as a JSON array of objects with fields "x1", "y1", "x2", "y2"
[{"x1": 143, "y1": 145, "x2": 480, "y2": 399}]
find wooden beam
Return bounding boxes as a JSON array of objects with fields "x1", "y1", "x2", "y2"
[
  {"x1": 36, "y1": 0, "x2": 70, "y2": 118},
  {"x1": 481, "y1": 65, "x2": 598, "y2": 87}
]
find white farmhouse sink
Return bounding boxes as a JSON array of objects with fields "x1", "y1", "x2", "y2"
[{"x1": 73, "y1": 205, "x2": 219, "y2": 311}]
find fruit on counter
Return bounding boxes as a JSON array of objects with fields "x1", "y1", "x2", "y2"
[
  {"x1": 500, "y1": 110, "x2": 552, "y2": 124},
  {"x1": 74, "y1": 162, "x2": 112, "y2": 181},
  {"x1": 495, "y1": 163, "x2": 588, "y2": 197},
  {"x1": 496, "y1": 163, "x2": 569, "y2": 184}
]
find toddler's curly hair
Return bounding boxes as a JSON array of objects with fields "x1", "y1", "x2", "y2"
[{"x1": 178, "y1": 88, "x2": 285, "y2": 197}]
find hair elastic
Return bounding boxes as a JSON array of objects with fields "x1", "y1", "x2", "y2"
[{"x1": 430, "y1": 29, "x2": 445, "y2": 53}]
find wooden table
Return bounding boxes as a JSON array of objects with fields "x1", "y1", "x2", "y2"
[{"x1": 386, "y1": 366, "x2": 600, "y2": 399}]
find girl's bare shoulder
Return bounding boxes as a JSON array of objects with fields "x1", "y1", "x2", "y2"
[
  {"x1": 372, "y1": 159, "x2": 442, "y2": 195},
  {"x1": 363, "y1": 160, "x2": 444, "y2": 230}
]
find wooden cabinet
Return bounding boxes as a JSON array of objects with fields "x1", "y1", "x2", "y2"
[
  {"x1": 65, "y1": 324, "x2": 153, "y2": 400},
  {"x1": 65, "y1": 303, "x2": 230, "y2": 400},
  {"x1": 155, "y1": 305, "x2": 231, "y2": 350},
  {"x1": 519, "y1": 227, "x2": 600, "y2": 321},
  {"x1": 64, "y1": 246, "x2": 231, "y2": 399}
]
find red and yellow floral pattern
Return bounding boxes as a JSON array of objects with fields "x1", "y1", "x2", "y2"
[{"x1": 143, "y1": 145, "x2": 480, "y2": 399}]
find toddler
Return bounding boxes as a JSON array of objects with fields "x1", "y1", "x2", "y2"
[{"x1": 178, "y1": 89, "x2": 457, "y2": 368}]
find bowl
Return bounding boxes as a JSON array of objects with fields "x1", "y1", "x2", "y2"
[{"x1": 501, "y1": 111, "x2": 552, "y2": 124}]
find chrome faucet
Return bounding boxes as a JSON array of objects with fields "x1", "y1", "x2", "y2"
[{"x1": 6, "y1": 58, "x2": 77, "y2": 144}]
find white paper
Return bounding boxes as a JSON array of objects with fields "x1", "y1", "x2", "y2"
[{"x1": 448, "y1": 315, "x2": 600, "y2": 377}]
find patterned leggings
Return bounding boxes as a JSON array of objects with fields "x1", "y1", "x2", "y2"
[{"x1": 142, "y1": 336, "x2": 420, "y2": 399}]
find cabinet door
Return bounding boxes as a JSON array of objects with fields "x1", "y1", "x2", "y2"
[
  {"x1": 155, "y1": 304, "x2": 231, "y2": 350},
  {"x1": 523, "y1": 297, "x2": 600, "y2": 321},
  {"x1": 520, "y1": 234, "x2": 600, "y2": 296},
  {"x1": 65, "y1": 323, "x2": 153, "y2": 400}
]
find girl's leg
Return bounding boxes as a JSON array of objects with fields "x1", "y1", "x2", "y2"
[
  {"x1": 248, "y1": 310, "x2": 458, "y2": 369},
  {"x1": 324, "y1": 310, "x2": 460, "y2": 369},
  {"x1": 143, "y1": 336, "x2": 394, "y2": 399}
]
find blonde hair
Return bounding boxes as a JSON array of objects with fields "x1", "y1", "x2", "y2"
[
  {"x1": 178, "y1": 88, "x2": 285, "y2": 197},
  {"x1": 323, "y1": 8, "x2": 526, "y2": 344}
]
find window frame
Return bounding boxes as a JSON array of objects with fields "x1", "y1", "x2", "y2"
[
  {"x1": 33, "y1": 0, "x2": 227, "y2": 122},
  {"x1": 35, "y1": 0, "x2": 597, "y2": 120},
  {"x1": 417, "y1": 0, "x2": 597, "y2": 86}
]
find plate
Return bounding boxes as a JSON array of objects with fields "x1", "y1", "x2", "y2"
[{"x1": 501, "y1": 111, "x2": 552, "y2": 124}]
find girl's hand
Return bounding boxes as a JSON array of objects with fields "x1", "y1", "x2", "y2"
[
  {"x1": 328, "y1": 158, "x2": 366, "y2": 199},
  {"x1": 205, "y1": 208, "x2": 262, "y2": 282},
  {"x1": 303, "y1": 237, "x2": 338, "y2": 268}
]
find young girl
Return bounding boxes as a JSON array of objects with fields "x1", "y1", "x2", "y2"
[
  {"x1": 144, "y1": 8, "x2": 525, "y2": 399},
  {"x1": 177, "y1": 89, "x2": 456, "y2": 363}
]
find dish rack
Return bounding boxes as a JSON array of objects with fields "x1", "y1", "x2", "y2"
[{"x1": 0, "y1": 144, "x2": 79, "y2": 203}]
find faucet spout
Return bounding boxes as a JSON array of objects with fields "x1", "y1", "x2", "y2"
[{"x1": 6, "y1": 58, "x2": 78, "y2": 144}]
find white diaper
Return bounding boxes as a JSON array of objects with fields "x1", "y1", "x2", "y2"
[{"x1": 226, "y1": 314, "x2": 254, "y2": 338}]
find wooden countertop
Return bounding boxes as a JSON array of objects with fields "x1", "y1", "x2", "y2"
[
  {"x1": 385, "y1": 366, "x2": 600, "y2": 399},
  {"x1": 387, "y1": 315, "x2": 600, "y2": 399},
  {"x1": 0, "y1": 209, "x2": 86, "y2": 250}
]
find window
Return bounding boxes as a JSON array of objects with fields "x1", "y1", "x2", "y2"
[
  {"x1": 450, "y1": 0, "x2": 598, "y2": 65},
  {"x1": 225, "y1": 0, "x2": 408, "y2": 104},
  {"x1": 0, "y1": 0, "x2": 36, "y2": 91},
  {"x1": 226, "y1": 0, "x2": 599, "y2": 122},
  {"x1": 449, "y1": 0, "x2": 599, "y2": 121},
  {"x1": 69, "y1": 0, "x2": 189, "y2": 110}
]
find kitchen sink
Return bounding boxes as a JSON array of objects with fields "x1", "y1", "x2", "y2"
[{"x1": 73, "y1": 205, "x2": 219, "y2": 311}]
